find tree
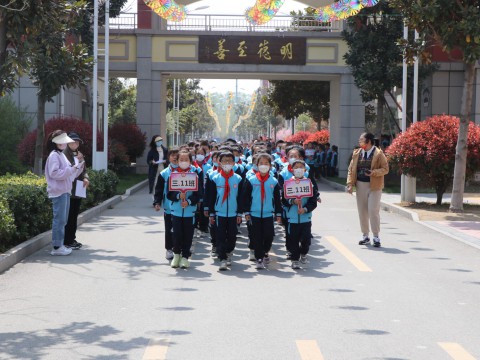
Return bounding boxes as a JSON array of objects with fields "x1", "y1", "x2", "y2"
[
  {"x1": 386, "y1": 115, "x2": 480, "y2": 205},
  {"x1": 28, "y1": 1, "x2": 93, "y2": 175},
  {"x1": 296, "y1": 113, "x2": 317, "y2": 132},
  {"x1": 109, "y1": 79, "x2": 137, "y2": 124},
  {"x1": 264, "y1": 80, "x2": 330, "y2": 130},
  {"x1": 389, "y1": 0, "x2": 480, "y2": 211},
  {"x1": 342, "y1": 1, "x2": 436, "y2": 139}
]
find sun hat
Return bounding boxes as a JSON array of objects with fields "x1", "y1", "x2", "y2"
[
  {"x1": 155, "y1": 136, "x2": 163, "y2": 142},
  {"x1": 52, "y1": 133, "x2": 75, "y2": 144},
  {"x1": 68, "y1": 132, "x2": 83, "y2": 143}
]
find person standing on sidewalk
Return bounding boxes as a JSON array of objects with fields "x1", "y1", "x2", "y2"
[
  {"x1": 147, "y1": 135, "x2": 168, "y2": 194},
  {"x1": 346, "y1": 132, "x2": 389, "y2": 247},
  {"x1": 63, "y1": 132, "x2": 89, "y2": 250},
  {"x1": 45, "y1": 130, "x2": 85, "y2": 256}
]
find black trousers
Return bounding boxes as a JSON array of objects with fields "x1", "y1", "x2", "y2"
[
  {"x1": 287, "y1": 222, "x2": 312, "y2": 261},
  {"x1": 171, "y1": 216, "x2": 194, "y2": 258},
  {"x1": 209, "y1": 222, "x2": 217, "y2": 246},
  {"x1": 164, "y1": 213, "x2": 173, "y2": 250},
  {"x1": 246, "y1": 221, "x2": 254, "y2": 250},
  {"x1": 215, "y1": 216, "x2": 237, "y2": 261},
  {"x1": 283, "y1": 210, "x2": 291, "y2": 253},
  {"x1": 251, "y1": 217, "x2": 274, "y2": 260},
  {"x1": 64, "y1": 197, "x2": 82, "y2": 244},
  {"x1": 148, "y1": 166, "x2": 158, "y2": 193},
  {"x1": 198, "y1": 203, "x2": 209, "y2": 231}
]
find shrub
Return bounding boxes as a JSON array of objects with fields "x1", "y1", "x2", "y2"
[
  {"x1": 285, "y1": 131, "x2": 312, "y2": 144},
  {"x1": 109, "y1": 123, "x2": 146, "y2": 161},
  {"x1": 17, "y1": 116, "x2": 103, "y2": 168},
  {"x1": 0, "y1": 173, "x2": 52, "y2": 249},
  {"x1": 386, "y1": 114, "x2": 480, "y2": 204},
  {"x1": 0, "y1": 97, "x2": 31, "y2": 175},
  {"x1": 80, "y1": 169, "x2": 119, "y2": 212},
  {"x1": 0, "y1": 194, "x2": 15, "y2": 249},
  {"x1": 304, "y1": 130, "x2": 330, "y2": 145},
  {"x1": 108, "y1": 140, "x2": 130, "y2": 172}
]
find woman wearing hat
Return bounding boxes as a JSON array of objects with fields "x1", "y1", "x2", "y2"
[
  {"x1": 147, "y1": 135, "x2": 169, "y2": 194},
  {"x1": 63, "y1": 132, "x2": 89, "y2": 250},
  {"x1": 45, "y1": 130, "x2": 85, "y2": 256}
]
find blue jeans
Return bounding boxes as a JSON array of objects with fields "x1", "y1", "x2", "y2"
[{"x1": 51, "y1": 193, "x2": 70, "y2": 247}]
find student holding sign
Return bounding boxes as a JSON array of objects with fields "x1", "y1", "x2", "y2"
[
  {"x1": 242, "y1": 153, "x2": 282, "y2": 270},
  {"x1": 154, "y1": 148, "x2": 179, "y2": 261},
  {"x1": 166, "y1": 150, "x2": 204, "y2": 269},
  {"x1": 282, "y1": 160, "x2": 319, "y2": 269}
]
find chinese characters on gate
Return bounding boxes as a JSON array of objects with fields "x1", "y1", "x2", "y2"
[{"x1": 198, "y1": 36, "x2": 306, "y2": 65}]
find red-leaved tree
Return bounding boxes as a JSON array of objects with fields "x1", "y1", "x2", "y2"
[
  {"x1": 304, "y1": 130, "x2": 330, "y2": 145},
  {"x1": 17, "y1": 116, "x2": 102, "y2": 168},
  {"x1": 285, "y1": 131, "x2": 312, "y2": 144},
  {"x1": 386, "y1": 115, "x2": 480, "y2": 205},
  {"x1": 109, "y1": 123, "x2": 147, "y2": 162}
]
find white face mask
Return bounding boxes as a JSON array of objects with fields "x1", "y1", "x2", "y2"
[
  {"x1": 222, "y1": 164, "x2": 233, "y2": 172},
  {"x1": 179, "y1": 161, "x2": 190, "y2": 170},
  {"x1": 258, "y1": 165, "x2": 270, "y2": 174},
  {"x1": 293, "y1": 168, "x2": 305, "y2": 178},
  {"x1": 58, "y1": 144, "x2": 67, "y2": 150},
  {"x1": 288, "y1": 157, "x2": 297, "y2": 165},
  {"x1": 196, "y1": 154, "x2": 205, "y2": 162}
]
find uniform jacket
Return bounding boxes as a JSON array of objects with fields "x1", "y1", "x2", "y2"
[
  {"x1": 208, "y1": 171, "x2": 243, "y2": 217},
  {"x1": 166, "y1": 166, "x2": 204, "y2": 217},
  {"x1": 281, "y1": 179, "x2": 318, "y2": 224},
  {"x1": 154, "y1": 166, "x2": 174, "y2": 214},
  {"x1": 242, "y1": 174, "x2": 282, "y2": 218}
]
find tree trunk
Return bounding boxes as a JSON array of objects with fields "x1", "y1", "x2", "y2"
[
  {"x1": 317, "y1": 119, "x2": 321, "y2": 130},
  {"x1": 375, "y1": 97, "x2": 384, "y2": 140},
  {"x1": 33, "y1": 97, "x2": 46, "y2": 175},
  {"x1": 0, "y1": 9, "x2": 7, "y2": 95},
  {"x1": 450, "y1": 62, "x2": 475, "y2": 212}
]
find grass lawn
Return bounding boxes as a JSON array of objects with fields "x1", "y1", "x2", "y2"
[{"x1": 116, "y1": 173, "x2": 147, "y2": 195}]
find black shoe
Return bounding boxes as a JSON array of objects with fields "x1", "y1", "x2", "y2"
[
  {"x1": 65, "y1": 240, "x2": 82, "y2": 250},
  {"x1": 358, "y1": 236, "x2": 370, "y2": 245},
  {"x1": 373, "y1": 237, "x2": 381, "y2": 247}
]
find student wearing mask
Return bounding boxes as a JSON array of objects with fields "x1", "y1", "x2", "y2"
[
  {"x1": 63, "y1": 132, "x2": 89, "y2": 250},
  {"x1": 346, "y1": 132, "x2": 389, "y2": 247},
  {"x1": 207, "y1": 152, "x2": 243, "y2": 271},
  {"x1": 154, "y1": 148, "x2": 179, "y2": 260},
  {"x1": 242, "y1": 153, "x2": 282, "y2": 269},
  {"x1": 45, "y1": 130, "x2": 85, "y2": 256},
  {"x1": 281, "y1": 160, "x2": 319, "y2": 269}
]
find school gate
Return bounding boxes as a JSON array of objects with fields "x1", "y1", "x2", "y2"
[{"x1": 98, "y1": 1, "x2": 365, "y2": 176}]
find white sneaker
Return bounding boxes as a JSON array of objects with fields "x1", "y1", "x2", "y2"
[
  {"x1": 165, "y1": 250, "x2": 174, "y2": 260},
  {"x1": 300, "y1": 255, "x2": 308, "y2": 264},
  {"x1": 226, "y1": 253, "x2": 233, "y2": 266},
  {"x1": 263, "y1": 255, "x2": 271, "y2": 265},
  {"x1": 255, "y1": 259, "x2": 265, "y2": 270},
  {"x1": 219, "y1": 260, "x2": 228, "y2": 271},
  {"x1": 249, "y1": 249, "x2": 255, "y2": 261},
  {"x1": 291, "y1": 260, "x2": 301, "y2": 269},
  {"x1": 50, "y1": 246, "x2": 72, "y2": 256}
]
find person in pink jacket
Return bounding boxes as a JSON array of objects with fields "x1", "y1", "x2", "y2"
[{"x1": 45, "y1": 130, "x2": 85, "y2": 256}]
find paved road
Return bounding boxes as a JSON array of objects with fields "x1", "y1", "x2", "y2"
[{"x1": 1, "y1": 183, "x2": 479, "y2": 360}]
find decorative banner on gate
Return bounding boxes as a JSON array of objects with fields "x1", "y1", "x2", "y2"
[
  {"x1": 198, "y1": 36, "x2": 306, "y2": 65},
  {"x1": 169, "y1": 172, "x2": 198, "y2": 193},
  {"x1": 314, "y1": 0, "x2": 380, "y2": 22},
  {"x1": 143, "y1": 0, "x2": 186, "y2": 22},
  {"x1": 245, "y1": 0, "x2": 286, "y2": 25}
]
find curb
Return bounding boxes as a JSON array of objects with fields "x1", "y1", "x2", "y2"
[
  {"x1": 318, "y1": 177, "x2": 420, "y2": 221},
  {"x1": 0, "y1": 180, "x2": 148, "y2": 275}
]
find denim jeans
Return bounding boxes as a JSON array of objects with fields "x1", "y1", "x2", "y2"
[{"x1": 51, "y1": 193, "x2": 70, "y2": 247}]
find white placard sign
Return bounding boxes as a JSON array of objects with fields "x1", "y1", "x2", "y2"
[
  {"x1": 169, "y1": 172, "x2": 198, "y2": 192},
  {"x1": 283, "y1": 178, "x2": 313, "y2": 199}
]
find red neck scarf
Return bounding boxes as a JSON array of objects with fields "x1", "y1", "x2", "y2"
[
  {"x1": 287, "y1": 164, "x2": 294, "y2": 173},
  {"x1": 220, "y1": 169, "x2": 234, "y2": 203},
  {"x1": 176, "y1": 166, "x2": 190, "y2": 173},
  {"x1": 255, "y1": 172, "x2": 269, "y2": 203}
]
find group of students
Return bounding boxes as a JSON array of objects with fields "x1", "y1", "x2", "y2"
[{"x1": 153, "y1": 138, "x2": 321, "y2": 271}]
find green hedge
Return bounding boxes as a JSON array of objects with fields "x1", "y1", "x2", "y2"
[{"x1": 0, "y1": 170, "x2": 119, "y2": 252}]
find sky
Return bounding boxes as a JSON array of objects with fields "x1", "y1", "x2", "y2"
[{"x1": 121, "y1": 0, "x2": 312, "y2": 94}]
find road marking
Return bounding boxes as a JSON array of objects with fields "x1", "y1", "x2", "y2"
[
  {"x1": 296, "y1": 340, "x2": 325, "y2": 360},
  {"x1": 142, "y1": 338, "x2": 169, "y2": 360},
  {"x1": 438, "y1": 342, "x2": 476, "y2": 360},
  {"x1": 324, "y1": 236, "x2": 372, "y2": 272}
]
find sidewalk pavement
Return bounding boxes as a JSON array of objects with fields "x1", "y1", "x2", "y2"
[{"x1": 320, "y1": 178, "x2": 480, "y2": 251}]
